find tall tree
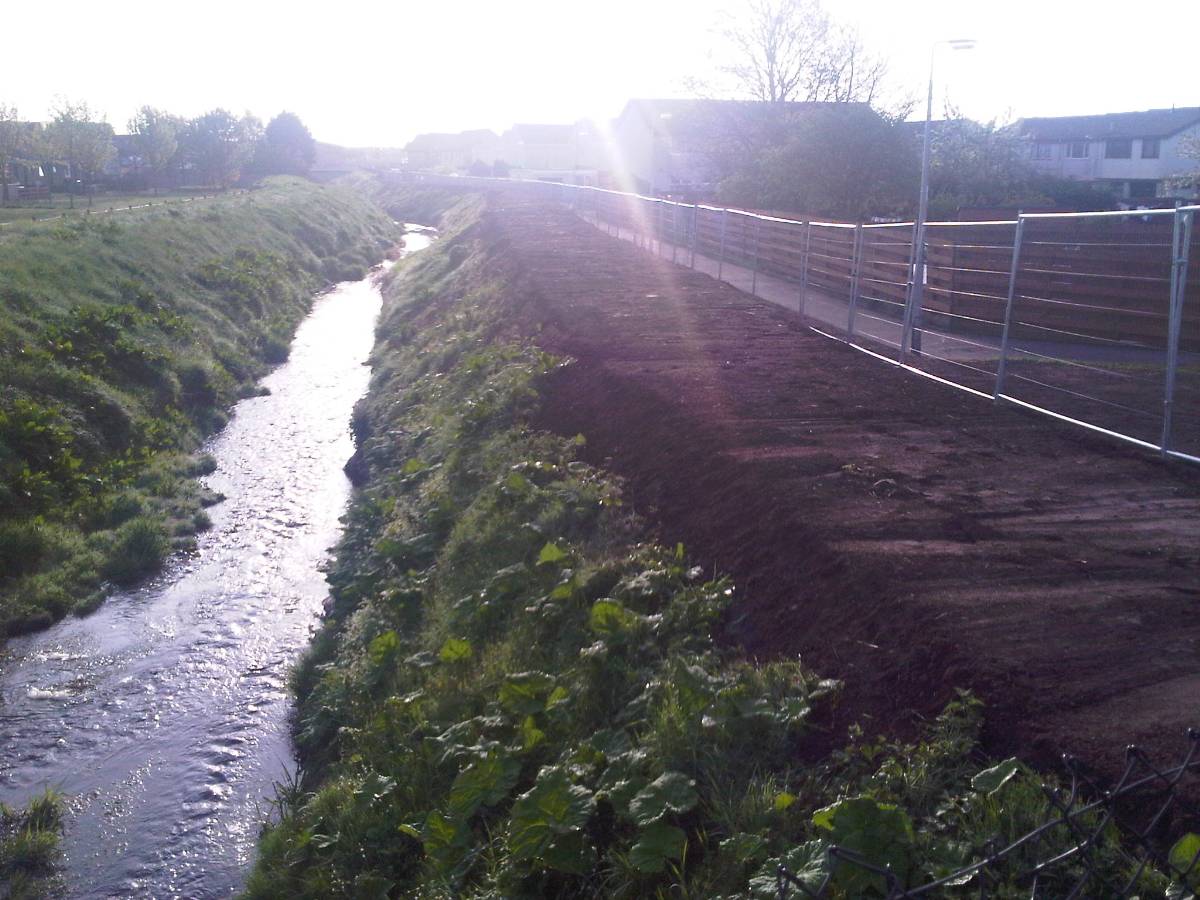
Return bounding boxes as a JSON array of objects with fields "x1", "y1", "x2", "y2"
[
  {"x1": 128, "y1": 106, "x2": 180, "y2": 193},
  {"x1": 179, "y1": 109, "x2": 261, "y2": 189},
  {"x1": 45, "y1": 100, "x2": 115, "y2": 208},
  {"x1": 715, "y1": 0, "x2": 891, "y2": 106},
  {"x1": 254, "y1": 111, "x2": 316, "y2": 177},
  {"x1": 0, "y1": 104, "x2": 23, "y2": 206}
]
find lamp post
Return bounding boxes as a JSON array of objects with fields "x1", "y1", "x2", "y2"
[{"x1": 903, "y1": 38, "x2": 976, "y2": 357}]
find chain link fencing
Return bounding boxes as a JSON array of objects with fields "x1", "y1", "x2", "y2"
[
  {"x1": 408, "y1": 172, "x2": 1200, "y2": 465},
  {"x1": 776, "y1": 731, "x2": 1200, "y2": 899}
]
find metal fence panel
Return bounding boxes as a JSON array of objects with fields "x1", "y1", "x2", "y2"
[{"x1": 409, "y1": 173, "x2": 1200, "y2": 464}]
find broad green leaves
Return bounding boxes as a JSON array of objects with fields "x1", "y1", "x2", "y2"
[
  {"x1": 971, "y1": 758, "x2": 1021, "y2": 795},
  {"x1": 1169, "y1": 833, "x2": 1200, "y2": 888},
  {"x1": 589, "y1": 598, "x2": 639, "y2": 635},
  {"x1": 750, "y1": 841, "x2": 830, "y2": 898},
  {"x1": 447, "y1": 752, "x2": 520, "y2": 820},
  {"x1": 629, "y1": 822, "x2": 687, "y2": 873},
  {"x1": 628, "y1": 772, "x2": 699, "y2": 826},
  {"x1": 498, "y1": 671, "x2": 557, "y2": 715},
  {"x1": 812, "y1": 797, "x2": 915, "y2": 894},
  {"x1": 438, "y1": 637, "x2": 473, "y2": 663},
  {"x1": 509, "y1": 767, "x2": 595, "y2": 873},
  {"x1": 537, "y1": 541, "x2": 567, "y2": 566}
]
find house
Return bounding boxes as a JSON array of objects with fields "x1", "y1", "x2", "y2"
[
  {"x1": 1016, "y1": 107, "x2": 1200, "y2": 200},
  {"x1": 497, "y1": 122, "x2": 602, "y2": 183},
  {"x1": 0, "y1": 121, "x2": 74, "y2": 201},
  {"x1": 402, "y1": 129, "x2": 501, "y2": 171},
  {"x1": 609, "y1": 98, "x2": 868, "y2": 198}
]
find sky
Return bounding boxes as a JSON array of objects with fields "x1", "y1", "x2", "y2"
[{"x1": 4, "y1": 0, "x2": 1197, "y2": 147}]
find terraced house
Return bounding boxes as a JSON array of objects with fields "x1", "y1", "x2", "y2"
[{"x1": 1016, "y1": 106, "x2": 1200, "y2": 201}]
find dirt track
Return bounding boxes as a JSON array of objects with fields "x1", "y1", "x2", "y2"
[{"x1": 489, "y1": 197, "x2": 1200, "y2": 774}]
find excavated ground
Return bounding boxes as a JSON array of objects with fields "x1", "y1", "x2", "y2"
[{"x1": 486, "y1": 197, "x2": 1200, "y2": 776}]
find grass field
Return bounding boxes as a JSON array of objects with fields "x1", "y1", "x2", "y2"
[
  {"x1": 0, "y1": 177, "x2": 397, "y2": 637},
  {"x1": 0, "y1": 191, "x2": 230, "y2": 225}
]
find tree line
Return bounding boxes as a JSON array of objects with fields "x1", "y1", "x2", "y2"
[{"x1": 0, "y1": 101, "x2": 317, "y2": 205}]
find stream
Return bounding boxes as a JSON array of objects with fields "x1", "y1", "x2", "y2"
[{"x1": 0, "y1": 228, "x2": 432, "y2": 898}]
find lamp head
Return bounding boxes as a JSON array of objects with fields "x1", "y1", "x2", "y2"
[{"x1": 948, "y1": 39, "x2": 977, "y2": 50}]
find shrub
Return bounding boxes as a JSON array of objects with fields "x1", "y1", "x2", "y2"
[{"x1": 102, "y1": 515, "x2": 170, "y2": 585}]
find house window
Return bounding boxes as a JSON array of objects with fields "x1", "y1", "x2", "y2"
[
  {"x1": 1032, "y1": 142, "x2": 1054, "y2": 160},
  {"x1": 1105, "y1": 138, "x2": 1133, "y2": 159},
  {"x1": 1141, "y1": 137, "x2": 1160, "y2": 159},
  {"x1": 1066, "y1": 141, "x2": 1089, "y2": 159}
]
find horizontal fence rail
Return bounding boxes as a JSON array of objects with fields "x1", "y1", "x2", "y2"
[{"x1": 408, "y1": 172, "x2": 1200, "y2": 464}]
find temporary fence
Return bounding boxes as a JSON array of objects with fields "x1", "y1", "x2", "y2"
[{"x1": 408, "y1": 173, "x2": 1200, "y2": 464}]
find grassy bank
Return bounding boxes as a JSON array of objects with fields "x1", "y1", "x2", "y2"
[
  {"x1": 244, "y1": 191, "x2": 1186, "y2": 898},
  {"x1": 0, "y1": 176, "x2": 396, "y2": 636}
]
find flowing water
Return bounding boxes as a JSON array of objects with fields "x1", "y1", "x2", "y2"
[{"x1": 0, "y1": 228, "x2": 432, "y2": 898}]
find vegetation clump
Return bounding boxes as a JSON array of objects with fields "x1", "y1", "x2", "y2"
[
  {"x1": 1, "y1": 788, "x2": 65, "y2": 899},
  {"x1": 245, "y1": 193, "x2": 1185, "y2": 898},
  {"x1": 0, "y1": 177, "x2": 396, "y2": 636}
]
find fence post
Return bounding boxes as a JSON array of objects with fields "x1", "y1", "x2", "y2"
[
  {"x1": 993, "y1": 216, "x2": 1026, "y2": 400},
  {"x1": 900, "y1": 221, "x2": 925, "y2": 358},
  {"x1": 751, "y1": 218, "x2": 761, "y2": 296},
  {"x1": 671, "y1": 204, "x2": 679, "y2": 264},
  {"x1": 798, "y1": 223, "x2": 811, "y2": 316},
  {"x1": 717, "y1": 209, "x2": 728, "y2": 281},
  {"x1": 656, "y1": 201, "x2": 665, "y2": 257},
  {"x1": 689, "y1": 205, "x2": 698, "y2": 269},
  {"x1": 1161, "y1": 208, "x2": 1194, "y2": 452},
  {"x1": 847, "y1": 224, "x2": 865, "y2": 338}
]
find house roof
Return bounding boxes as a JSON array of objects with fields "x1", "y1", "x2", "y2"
[
  {"x1": 1017, "y1": 107, "x2": 1200, "y2": 141},
  {"x1": 404, "y1": 129, "x2": 499, "y2": 152},
  {"x1": 505, "y1": 123, "x2": 576, "y2": 144}
]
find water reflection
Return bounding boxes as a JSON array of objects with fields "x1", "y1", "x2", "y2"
[{"x1": 0, "y1": 227, "x2": 432, "y2": 898}]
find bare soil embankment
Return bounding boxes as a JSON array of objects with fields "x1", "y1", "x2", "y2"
[{"x1": 477, "y1": 197, "x2": 1200, "y2": 775}]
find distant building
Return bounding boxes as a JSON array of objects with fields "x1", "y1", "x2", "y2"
[
  {"x1": 497, "y1": 122, "x2": 602, "y2": 184},
  {"x1": 1016, "y1": 107, "x2": 1200, "y2": 201},
  {"x1": 402, "y1": 130, "x2": 501, "y2": 171}
]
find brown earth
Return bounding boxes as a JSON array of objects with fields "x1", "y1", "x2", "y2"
[{"x1": 485, "y1": 196, "x2": 1200, "y2": 778}]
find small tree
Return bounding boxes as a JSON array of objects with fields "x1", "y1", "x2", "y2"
[
  {"x1": 179, "y1": 109, "x2": 261, "y2": 189},
  {"x1": 926, "y1": 113, "x2": 1115, "y2": 217},
  {"x1": 128, "y1": 106, "x2": 180, "y2": 193},
  {"x1": 718, "y1": 105, "x2": 917, "y2": 219},
  {"x1": 45, "y1": 100, "x2": 115, "y2": 208},
  {"x1": 0, "y1": 104, "x2": 27, "y2": 206},
  {"x1": 1169, "y1": 135, "x2": 1200, "y2": 196},
  {"x1": 253, "y1": 111, "x2": 316, "y2": 177}
]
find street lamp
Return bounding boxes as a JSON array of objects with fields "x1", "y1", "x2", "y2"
[{"x1": 903, "y1": 38, "x2": 977, "y2": 356}]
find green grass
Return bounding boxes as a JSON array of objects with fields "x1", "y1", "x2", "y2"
[
  {"x1": 0, "y1": 190, "x2": 217, "y2": 225},
  {"x1": 1, "y1": 788, "x2": 65, "y2": 899},
  {"x1": 0, "y1": 176, "x2": 397, "y2": 637},
  {"x1": 243, "y1": 190, "x2": 1183, "y2": 898}
]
